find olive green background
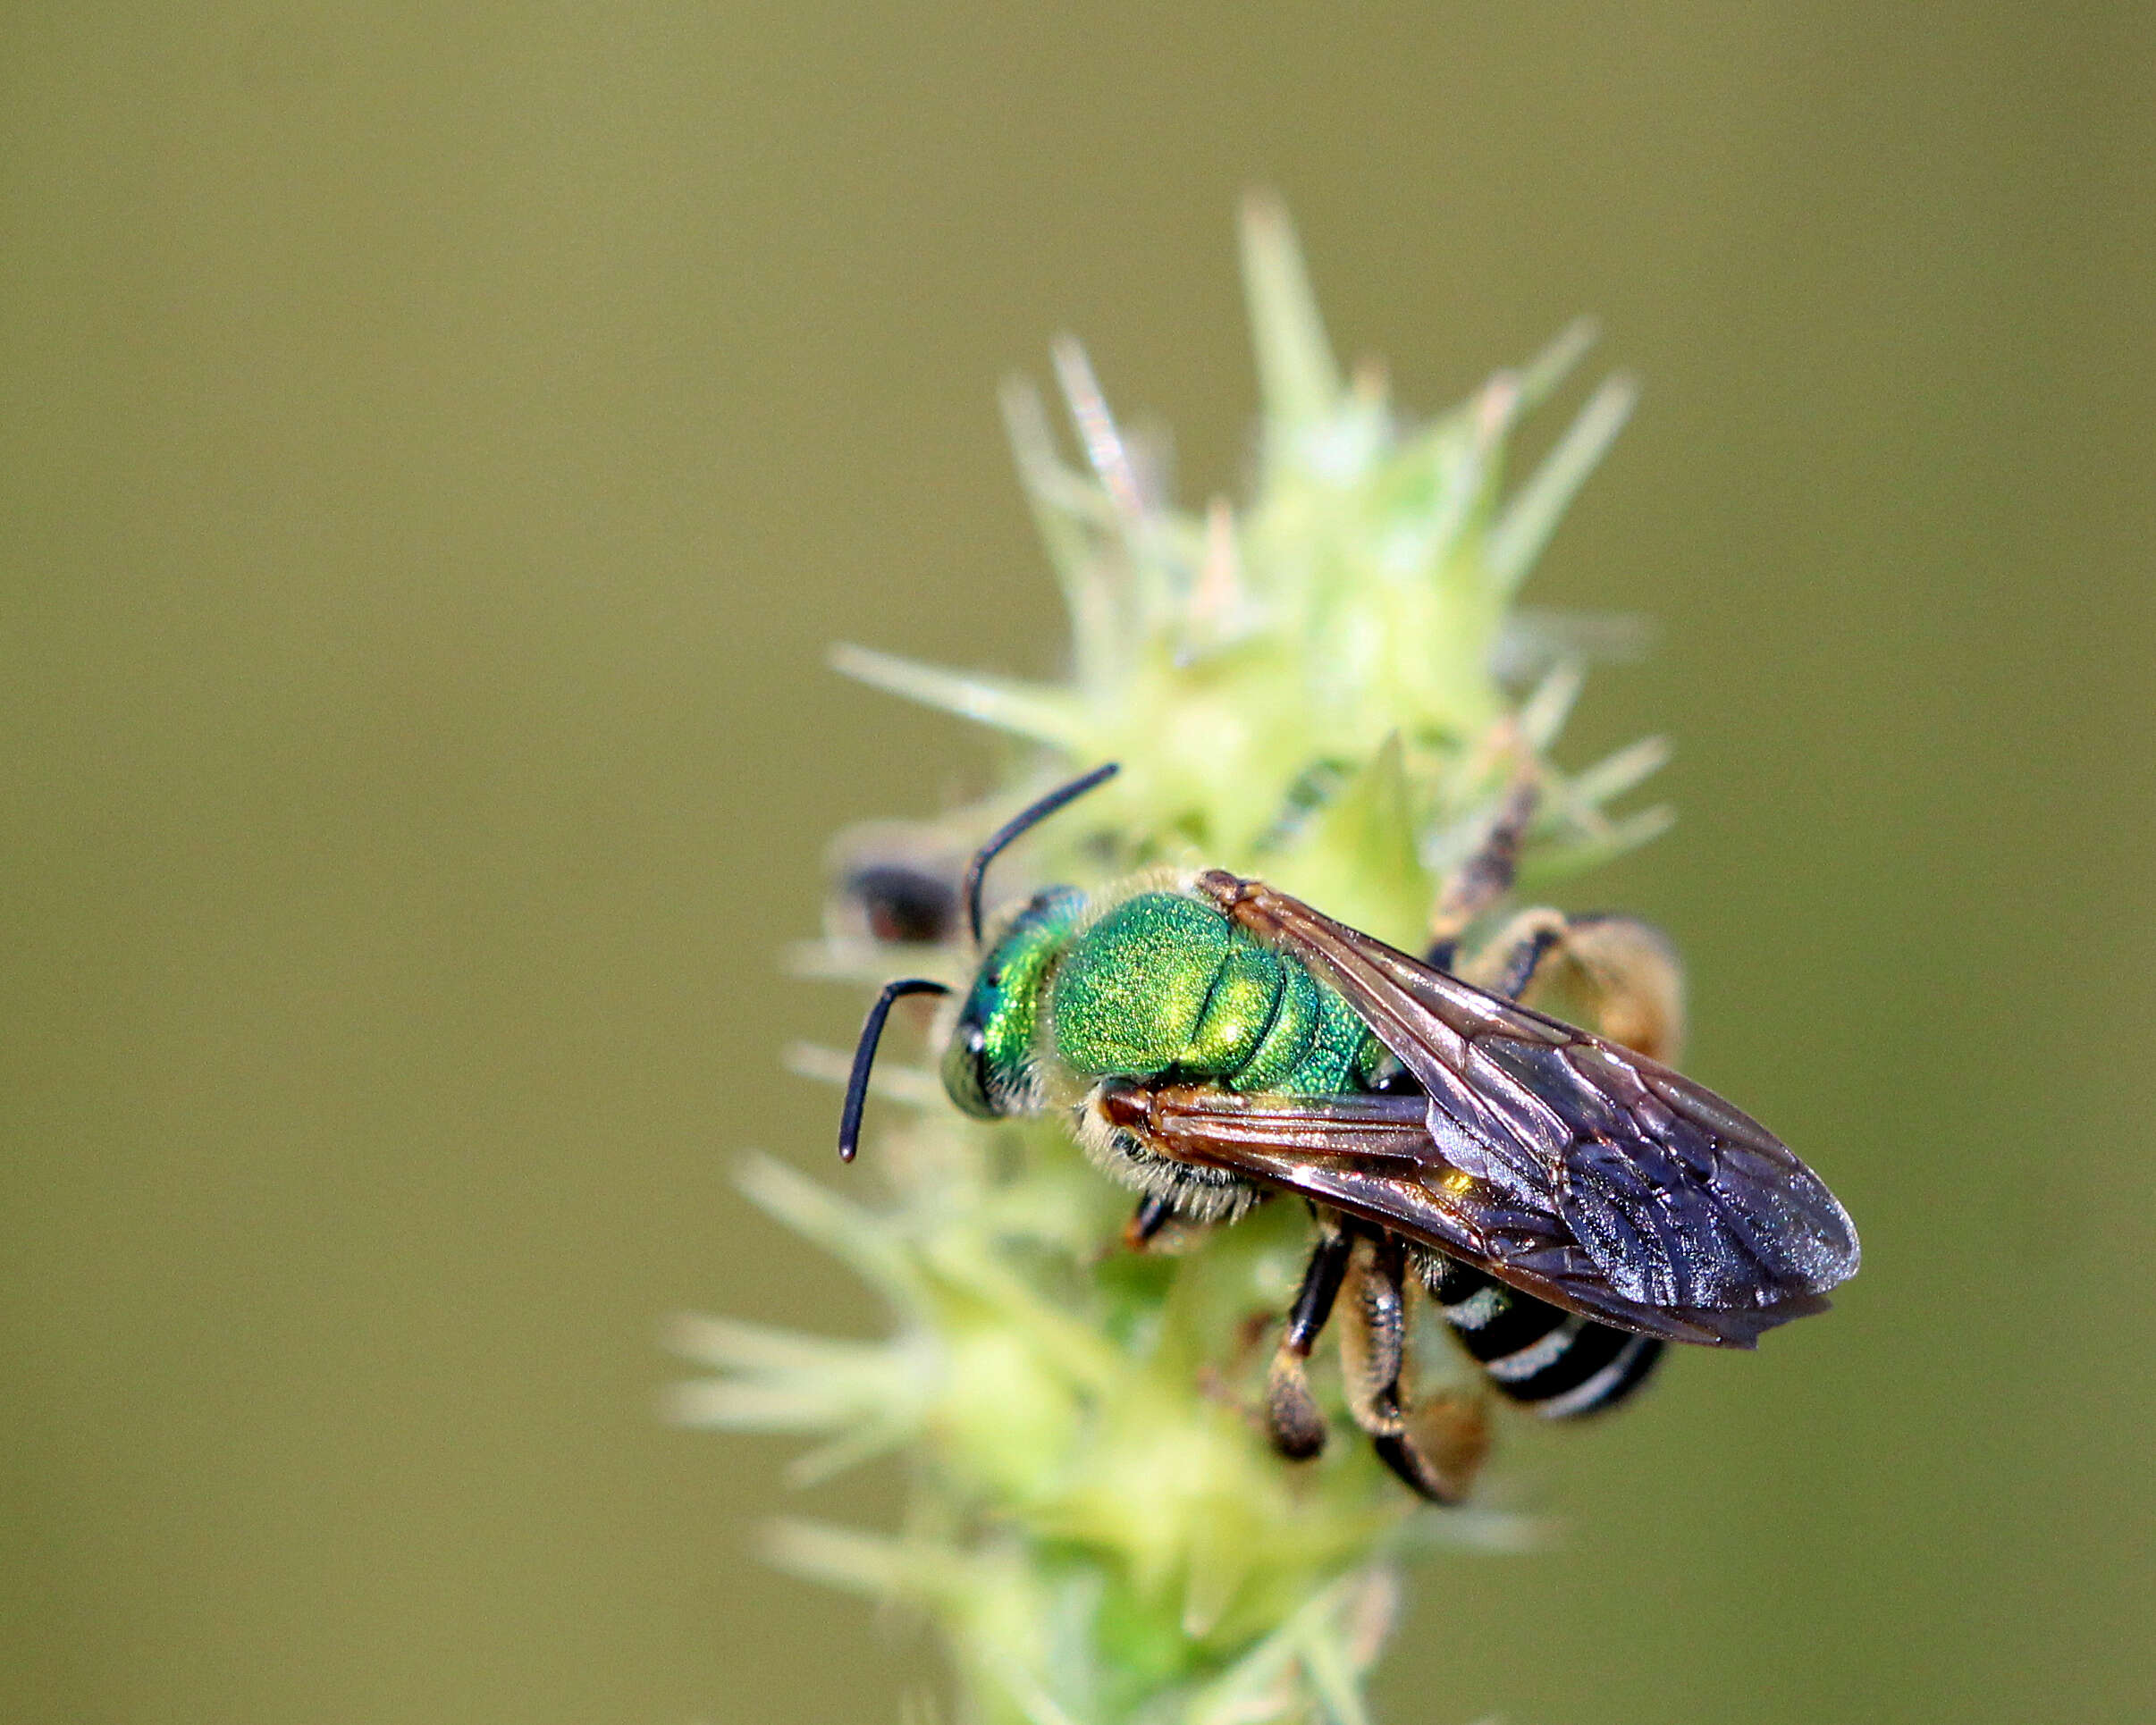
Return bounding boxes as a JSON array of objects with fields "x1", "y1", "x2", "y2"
[{"x1": 4, "y1": 6, "x2": 2152, "y2": 1722}]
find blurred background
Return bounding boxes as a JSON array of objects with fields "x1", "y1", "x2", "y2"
[{"x1": 4, "y1": 5, "x2": 2152, "y2": 1721}]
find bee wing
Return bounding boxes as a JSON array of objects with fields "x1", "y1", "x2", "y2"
[
  {"x1": 1190, "y1": 871, "x2": 1861, "y2": 1340},
  {"x1": 1101, "y1": 1083, "x2": 1773, "y2": 1344}
]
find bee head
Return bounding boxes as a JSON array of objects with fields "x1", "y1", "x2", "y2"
[
  {"x1": 838, "y1": 765, "x2": 1118, "y2": 1165},
  {"x1": 942, "y1": 886, "x2": 1085, "y2": 1118}
]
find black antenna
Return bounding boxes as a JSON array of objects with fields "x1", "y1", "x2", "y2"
[
  {"x1": 961, "y1": 762, "x2": 1121, "y2": 946},
  {"x1": 838, "y1": 978, "x2": 951, "y2": 1161}
]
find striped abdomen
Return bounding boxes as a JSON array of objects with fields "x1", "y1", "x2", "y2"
[{"x1": 1424, "y1": 1256, "x2": 1663, "y2": 1418}]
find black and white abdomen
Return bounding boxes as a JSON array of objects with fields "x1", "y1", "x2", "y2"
[{"x1": 1423, "y1": 1256, "x2": 1664, "y2": 1418}]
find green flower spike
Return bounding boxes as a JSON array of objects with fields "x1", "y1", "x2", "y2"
[{"x1": 673, "y1": 193, "x2": 1663, "y2": 1725}]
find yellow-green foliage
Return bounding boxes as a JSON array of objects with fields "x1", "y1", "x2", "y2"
[{"x1": 672, "y1": 196, "x2": 1665, "y2": 1725}]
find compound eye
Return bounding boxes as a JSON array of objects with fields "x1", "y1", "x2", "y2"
[{"x1": 941, "y1": 1006, "x2": 1001, "y2": 1120}]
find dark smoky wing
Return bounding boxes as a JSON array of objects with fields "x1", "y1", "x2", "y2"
[
  {"x1": 1196, "y1": 873, "x2": 1860, "y2": 1328},
  {"x1": 1545, "y1": 1040, "x2": 1862, "y2": 1308},
  {"x1": 1116, "y1": 1085, "x2": 1804, "y2": 1346}
]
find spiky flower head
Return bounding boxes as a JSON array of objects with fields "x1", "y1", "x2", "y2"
[{"x1": 673, "y1": 195, "x2": 1665, "y2": 1725}]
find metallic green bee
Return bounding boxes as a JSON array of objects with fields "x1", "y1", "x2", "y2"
[{"x1": 840, "y1": 764, "x2": 1860, "y2": 1502}]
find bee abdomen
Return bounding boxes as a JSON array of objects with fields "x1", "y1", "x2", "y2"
[{"x1": 1426, "y1": 1258, "x2": 1663, "y2": 1418}]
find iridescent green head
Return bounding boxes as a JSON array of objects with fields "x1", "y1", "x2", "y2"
[{"x1": 942, "y1": 886, "x2": 1086, "y2": 1118}]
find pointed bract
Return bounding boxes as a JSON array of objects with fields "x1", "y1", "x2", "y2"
[
  {"x1": 1488, "y1": 372, "x2": 1639, "y2": 596},
  {"x1": 830, "y1": 644, "x2": 1085, "y2": 749},
  {"x1": 1240, "y1": 190, "x2": 1343, "y2": 442}
]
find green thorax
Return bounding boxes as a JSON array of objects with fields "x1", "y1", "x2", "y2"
[{"x1": 1046, "y1": 891, "x2": 1383, "y2": 1096}]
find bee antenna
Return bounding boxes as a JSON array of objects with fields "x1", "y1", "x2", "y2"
[
  {"x1": 961, "y1": 762, "x2": 1120, "y2": 947},
  {"x1": 838, "y1": 978, "x2": 951, "y2": 1161}
]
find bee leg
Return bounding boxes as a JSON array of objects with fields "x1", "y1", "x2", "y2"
[
  {"x1": 1558, "y1": 913, "x2": 1687, "y2": 1065},
  {"x1": 1466, "y1": 908, "x2": 1687, "y2": 1064},
  {"x1": 1387, "y1": 1389, "x2": 1492, "y2": 1504},
  {"x1": 1340, "y1": 1233, "x2": 1490, "y2": 1503},
  {"x1": 1121, "y1": 1193, "x2": 1215, "y2": 1255},
  {"x1": 1265, "y1": 1216, "x2": 1352, "y2": 1460},
  {"x1": 1425, "y1": 773, "x2": 1540, "y2": 971},
  {"x1": 1336, "y1": 1234, "x2": 1408, "y2": 1438},
  {"x1": 1124, "y1": 1194, "x2": 1173, "y2": 1250},
  {"x1": 1479, "y1": 912, "x2": 1568, "y2": 1001}
]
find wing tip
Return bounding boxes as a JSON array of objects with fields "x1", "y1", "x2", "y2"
[{"x1": 1728, "y1": 1290, "x2": 1835, "y2": 1347}]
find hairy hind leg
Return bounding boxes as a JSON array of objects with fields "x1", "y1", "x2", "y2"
[
  {"x1": 1337, "y1": 1233, "x2": 1491, "y2": 1504},
  {"x1": 1463, "y1": 908, "x2": 1686, "y2": 1064},
  {"x1": 1422, "y1": 773, "x2": 1685, "y2": 1063}
]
